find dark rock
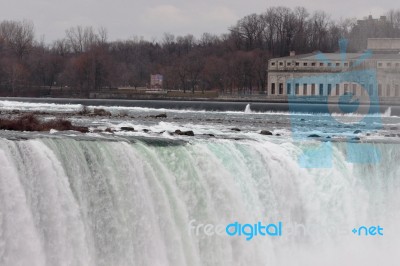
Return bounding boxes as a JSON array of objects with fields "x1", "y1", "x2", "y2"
[
  {"x1": 93, "y1": 108, "x2": 111, "y2": 116},
  {"x1": 175, "y1": 129, "x2": 194, "y2": 136},
  {"x1": 120, "y1": 127, "x2": 135, "y2": 131},
  {"x1": 155, "y1": 113, "x2": 167, "y2": 118},
  {"x1": 260, "y1": 130, "x2": 273, "y2": 135},
  {"x1": 326, "y1": 136, "x2": 331, "y2": 139},
  {"x1": 352, "y1": 137, "x2": 361, "y2": 140},
  {"x1": 149, "y1": 113, "x2": 167, "y2": 118},
  {"x1": 390, "y1": 127, "x2": 398, "y2": 130},
  {"x1": 143, "y1": 129, "x2": 150, "y2": 133},
  {"x1": 78, "y1": 105, "x2": 90, "y2": 115},
  {"x1": 231, "y1": 128, "x2": 241, "y2": 131},
  {"x1": 300, "y1": 118, "x2": 306, "y2": 121},
  {"x1": 11, "y1": 110, "x2": 21, "y2": 115},
  {"x1": 71, "y1": 126, "x2": 89, "y2": 133},
  {"x1": 105, "y1": 128, "x2": 113, "y2": 133},
  {"x1": 205, "y1": 134, "x2": 215, "y2": 137},
  {"x1": 0, "y1": 113, "x2": 89, "y2": 133},
  {"x1": 353, "y1": 130, "x2": 362, "y2": 134},
  {"x1": 117, "y1": 110, "x2": 129, "y2": 117},
  {"x1": 275, "y1": 133, "x2": 281, "y2": 136},
  {"x1": 308, "y1": 134, "x2": 321, "y2": 138}
]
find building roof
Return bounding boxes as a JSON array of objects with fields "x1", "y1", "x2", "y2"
[
  {"x1": 271, "y1": 52, "x2": 400, "y2": 61},
  {"x1": 368, "y1": 38, "x2": 400, "y2": 51}
]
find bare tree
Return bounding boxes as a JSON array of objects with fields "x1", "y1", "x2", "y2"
[
  {"x1": 97, "y1": 26, "x2": 108, "y2": 46},
  {"x1": 0, "y1": 20, "x2": 35, "y2": 59},
  {"x1": 66, "y1": 26, "x2": 100, "y2": 53},
  {"x1": 51, "y1": 39, "x2": 70, "y2": 56}
]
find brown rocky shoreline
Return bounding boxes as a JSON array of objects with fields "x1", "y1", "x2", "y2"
[{"x1": 0, "y1": 113, "x2": 89, "y2": 133}]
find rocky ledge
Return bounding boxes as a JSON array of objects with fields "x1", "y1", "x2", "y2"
[{"x1": 0, "y1": 113, "x2": 88, "y2": 133}]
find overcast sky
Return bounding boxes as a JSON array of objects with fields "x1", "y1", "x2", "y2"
[{"x1": 0, "y1": 0, "x2": 394, "y2": 42}]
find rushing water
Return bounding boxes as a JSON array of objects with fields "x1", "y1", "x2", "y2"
[{"x1": 1, "y1": 100, "x2": 400, "y2": 266}]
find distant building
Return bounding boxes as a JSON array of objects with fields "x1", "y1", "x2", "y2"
[
  {"x1": 150, "y1": 74, "x2": 163, "y2": 90},
  {"x1": 267, "y1": 39, "x2": 400, "y2": 99},
  {"x1": 357, "y1": 15, "x2": 387, "y2": 26},
  {"x1": 368, "y1": 38, "x2": 400, "y2": 53}
]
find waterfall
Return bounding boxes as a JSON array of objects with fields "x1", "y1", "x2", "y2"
[
  {"x1": 383, "y1": 107, "x2": 392, "y2": 117},
  {"x1": 1, "y1": 137, "x2": 399, "y2": 266},
  {"x1": 244, "y1": 104, "x2": 252, "y2": 114}
]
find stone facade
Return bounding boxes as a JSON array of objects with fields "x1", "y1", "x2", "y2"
[
  {"x1": 368, "y1": 38, "x2": 400, "y2": 52},
  {"x1": 267, "y1": 51, "x2": 400, "y2": 100}
]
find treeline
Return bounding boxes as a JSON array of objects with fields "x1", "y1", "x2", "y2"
[{"x1": 1, "y1": 7, "x2": 400, "y2": 97}]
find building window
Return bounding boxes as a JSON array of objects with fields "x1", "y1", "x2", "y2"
[
  {"x1": 328, "y1": 63, "x2": 332, "y2": 67},
  {"x1": 287, "y1": 62, "x2": 291, "y2": 66},
  {"x1": 344, "y1": 63, "x2": 349, "y2": 67},
  {"x1": 336, "y1": 84, "x2": 340, "y2": 95},
  {"x1": 295, "y1": 83, "x2": 300, "y2": 95},
  {"x1": 311, "y1": 62, "x2": 316, "y2": 66},
  {"x1": 336, "y1": 62, "x2": 340, "y2": 67},
  {"x1": 387, "y1": 62, "x2": 392, "y2": 67},
  {"x1": 320, "y1": 62, "x2": 324, "y2": 67},
  {"x1": 387, "y1": 84, "x2": 391, "y2": 97},
  {"x1": 361, "y1": 83, "x2": 366, "y2": 95},
  {"x1": 287, "y1": 83, "x2": 292, "y2": 95},
  {"x1": 352, "y1": 84, "x2": 357, "y2": 95},
  {"x1": 369, "y1": 84, "x2": 374, "y2": 96},
  {"x1": 279, "y1": 83, "x2": 284, "y2": 94},
  {"x1": 303, "y1": 62, "x2": 308, "y2": 66},
  {"x1": 279, "y1": 62, "x2": 284, "y2": 66},
  {"x1": 395, "y1": 84, "x2": 400, "y2": 97},
  {"x1": 344, "y1": 84, "x2": 349, "y2": 94},
  {"x1": 328, "y1": 84, "x2": 332, "y2": 95},
  {"x1": 295, "y1": 62, "x2": 300, "y2": 66},
  {"x1": 319, "y1": 84, "x2": 324, "y2": 95},
  {"x1": 271, "y1": 83, "x2": 276, "y2": 94},
  {"x1": 303, "y1": 83, "x2": 307, "y2": 95},
  {"x1": 378, "y1": 84, "x2": 383, "y2": 96},
  {"x1": 378, "y1": 62, "x2": 382, "y2": 67},
  {"x1": 271, "y1": 62, "x2": 276, "y2": 66}
]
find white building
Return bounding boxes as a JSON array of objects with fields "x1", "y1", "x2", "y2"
[
  {"x1": 267, "y1": 39, "x2": 400, "y2": 100},
  {"x1": 150, "y1": 74, "x2": 163, "y2": 90}
]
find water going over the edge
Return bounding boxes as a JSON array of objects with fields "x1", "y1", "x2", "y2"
[
  {"x1": 1, "y1": 99, "x2": 400, "y2": 265},
  {"x1": 1, "y1": 136, "x2": 400, "y2": 266}
]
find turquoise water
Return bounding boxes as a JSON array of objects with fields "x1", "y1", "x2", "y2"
[
  {"x1": 1, "y1": 136, "x2": 399, "y2": 266},
  {"x1": 1, "y1": 100, "x2": 400, "y2": 265}
]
